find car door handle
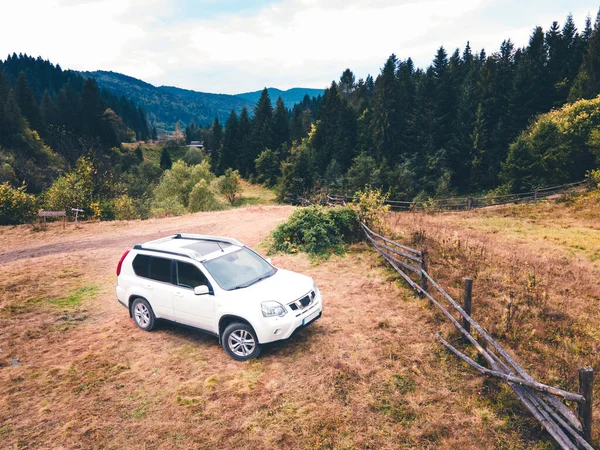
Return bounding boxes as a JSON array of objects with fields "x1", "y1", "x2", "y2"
[
  {"x1": 174, "y1": 291, "x2": 184, "y2": 297},
  {"x1": 144, "y1": 284, "x2": 153, "y2": 290}
]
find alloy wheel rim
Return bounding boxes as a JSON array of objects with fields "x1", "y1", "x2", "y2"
[
  {"x1": 228, "y1": 329, "x2": 255, "y2": 357},
  {"x1": 134, "y1": 303, "x2": 150, "y2": 327}
]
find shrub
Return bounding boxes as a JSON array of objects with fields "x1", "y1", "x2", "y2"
[
  {"x1": 0, "y1": 183, "x2": 38, "y2": 225},
  {"x1": 43, "y1": 156, "x2": 95, "y2": 218},
  {"x1": 218, "y1": 168, "x2": 242, "y2": 205},
  {"x1": 586, "y1": 169, "x2": 600, "y2": 189},
  {"x1": 151, "y1": 160, "x2": 215, "y2": 215},
  {"x1": 255, "y1": 149, "x2": 280, "y2": 187},
  {"x1": 189, "y1": 180, "x2": 222, "y2": 212},
  {"x1": 98, "y1": 199, "x2": 115, "y2": 221},
  {"x1": 183, "y1": 147, "x2": 205, "y2": 166},
  {"x1": 352, "y1": 188, "x2": 390, "y2": 230},
  {"x1": 270, "y1": 206, "x2": 359, "y2": 256},
  {"x1": 114, "y1": 194, "x2": 139, "y2": 220}
]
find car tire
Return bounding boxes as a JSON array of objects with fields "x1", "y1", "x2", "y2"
[
  {"x1": 131, "y1": 298, "x2": 156, "y2": 331},
  {"x1": 222, "y1": 322, "x2": 262, "y2": 361}
]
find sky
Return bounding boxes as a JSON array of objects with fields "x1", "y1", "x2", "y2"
[{"x1": 0, "y1": 0, "x2": 597, "y2": 94}]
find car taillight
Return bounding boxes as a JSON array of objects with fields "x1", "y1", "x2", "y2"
[{"x1": 116, "y1": 250, "x2": 130, "y2": 276}]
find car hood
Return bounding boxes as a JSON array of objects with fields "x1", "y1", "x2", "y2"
[{"x1": 231, "y1": 268, "x2": 313, "y2": 303}]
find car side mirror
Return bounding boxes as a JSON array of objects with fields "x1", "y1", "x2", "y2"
[
  {"x1": 266, "y1": 258, "x2": 272, "y2": 265},
  {"x1": 194, "y1": 285, "x2": 210, "y2": 295}
]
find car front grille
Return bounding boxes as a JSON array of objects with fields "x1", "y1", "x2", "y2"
[{"x1": 288, "y1": 290, "x2": 315, "y2": 311}]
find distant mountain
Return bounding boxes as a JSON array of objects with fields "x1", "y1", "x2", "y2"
[
  {"x1": 236, "y1": 87, "x2": 324, "y2": 108},
  {"x1": 80, "y1": 70, "x2": 253, "y2": 132},
  {"x1": 81, "y1": 71, "x2": 324, "y2": 133}
]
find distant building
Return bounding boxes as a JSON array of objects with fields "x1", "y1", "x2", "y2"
[{"x1": 188, "y1": 141, "x2": 207, "y2": 151}]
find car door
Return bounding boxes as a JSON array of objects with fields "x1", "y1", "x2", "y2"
[
  {"x1": 173, "y1": 260, "x2": 216, "y2": 332},
  {"x1": 144, "y1": 256, "x2": 175, "y2": 320}
]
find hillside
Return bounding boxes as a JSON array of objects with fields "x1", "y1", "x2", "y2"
[
  {"x1": 236, "y1": 87, "x2": 324, "y2": 108},
  {"x1": 80, "y1": 70, "x2": 253, "y2": 132},
  {"x1": 81, "y1": 71, "x2": 323, "y2": 132}
]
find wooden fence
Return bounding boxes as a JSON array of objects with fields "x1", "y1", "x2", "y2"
[
  {"x1": 325, "y1": 179, "x2": 589, "y2": 212},
  {"x1": 361, "y1": 222, "x2": 594, "y2": 449}
]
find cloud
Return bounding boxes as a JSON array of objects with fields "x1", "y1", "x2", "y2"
[{"x1": 0, "y1": 0, "x2": 594, "y2": 93}]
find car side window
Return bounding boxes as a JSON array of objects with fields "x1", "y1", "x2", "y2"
[
  {"x1": 132, "y1": 254, "x2": 150, "y2": 278},
  {"x1": 176, "y1": 261, "x2": 208, "y2": 289},
  {"x1": 149, "y1": 256, "x2": 172, "y2": 283}
]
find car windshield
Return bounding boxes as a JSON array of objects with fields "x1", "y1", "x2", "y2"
[{"x1": 203, "y1": 247, "x2": 276, "y2": 291}]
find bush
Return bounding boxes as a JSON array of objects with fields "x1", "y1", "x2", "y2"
[
  {"x1": 352, "y1": 188, "x2": 390, "y2": 230},
  {"x1": 255, "y1": 149, "x2": 280, "y2": 187},
  {"x1": 586, "y1": 169, "x2": 600, "y2": 189},
  {"x1": 183, "y1": 147, "x2": 205, "y2": 166},
  {"x1": 151, "y1": 160, "x2": 215, "y2": 216},
  {"x1": 270, "y1": 206, "x2": 359, "y2": 256},
  {"x1": 114, "y1": 194, "x2": 139, "y2": 220},
  {"x1": 43, "y1": 156, "x2": 95, "y2": 218},
  {"x1": 189, "y1": 180, "x2": 222, "y2": 212},
  {"x1": 0, "y1": 183, "x2": 38, "y2": 225},
  {"x1": 98, "y1": 199, "x2": 115, "y2": 221},
  {"x1": 218, "y1": 168, "x2": 242, "y2": 205}
]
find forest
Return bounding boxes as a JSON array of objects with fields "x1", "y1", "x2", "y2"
[
  {"x1": 193, "y1": 11, "x2": 600, "y2": 201},
  {"x1": 2, "y1": 11, "x2": 600, "y2": 225}
]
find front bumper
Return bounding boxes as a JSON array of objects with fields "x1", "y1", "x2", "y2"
[{"x1": 255, "y1": 290, "x2": 323, "y2": 344}]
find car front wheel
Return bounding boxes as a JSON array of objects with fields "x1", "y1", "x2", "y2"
[
  {"x1": 132, "y1": 298, "x2": 156, "y2": 331},
  {"x1": 222, "y1": 322, "x2": 262, "y2": 361}
]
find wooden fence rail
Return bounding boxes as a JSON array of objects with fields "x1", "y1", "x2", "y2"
[
  {"x1": 325, "y1": 179, "x2": 589, "y2": 213},
  {"x1": 359, "y1": 222, "x2": 594, "y2": 449}
]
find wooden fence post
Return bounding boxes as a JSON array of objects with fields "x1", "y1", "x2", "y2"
[
  {"x1": 467, "y1": 196, "x2": 472, "y2": 211},
  {"x1": 420, "y1": 247, "x2": 428, "y2": 295},
  {"x1": 534, "y1": 190, "x2": 538, "y2": 203},
  {"x1": 578, "y1": 366, "x2": 594, "y2": 444},
  {"x1": 463, "y1": 278, "x2": 473, "y2": 341}
]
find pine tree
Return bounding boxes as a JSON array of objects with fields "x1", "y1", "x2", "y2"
[
  {"x1": 237, "y1": 107, "x2": 252, "y2": 177},
  {"x1": 40, "y1": 90, "x2": 58, "y2": 128},
  {"x1": 160, "y1": 147, "x2": 172, "y2": 170},
  {"x1": 208, "y1": 118, "x2": 223, "y2": 155},
  {"x1": 312, "y1": 81, "x2": 357, "y2": 171},
  {"x1": 15, "y1": 72, "x2": 43, "y2": 132},
  {"x1": 152, "y1": 126, "x2": 158, "y2": 141},
  {"x1": 0, "y1": 73, "x2": 27, "y2": 147},
  {"x1": 218, "y1": 110, "x2": 239, "y2": 175},
  {"x1": 272, "y1": 97, "x2": 289, "y2": 152},
  {"x1": 569, "y1": 8, "x2": 600, "y2": 101},
  {"x1": 250, "y1": 88, "x2": 273, "y2": 173},
  {"x1": 371, "y1": 54, "x2": 401, "y2": 164},
  {"x1": 509, "y1": 27, "x2": 551, "y2": 137},
  {"x1": 339, "y1": 69, "x2": 356, "y2": 97}
]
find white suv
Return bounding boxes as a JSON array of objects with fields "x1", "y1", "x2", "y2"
[{"x1": 115, "y1": 234, "x2": 322, "y2": 360}]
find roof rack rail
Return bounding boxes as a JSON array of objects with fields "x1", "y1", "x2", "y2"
[
  {"x1": 132, "y1": 244, "x2": 199, "y2": 260},
  {"x1": 175, "y1": 233, "x2": 243, "y2": 246}
]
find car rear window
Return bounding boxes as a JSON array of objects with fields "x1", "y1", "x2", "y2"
[
  {"x1": 149, "y1": 257, "x2": 172, "y2": 283},
  {"x1": 132, "y1": 254, "x2": 150, "y2": 277}
]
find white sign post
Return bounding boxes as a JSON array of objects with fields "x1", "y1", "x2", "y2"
[{"x1": 72, "y1": 208, "x2": 84, "y2": 225}]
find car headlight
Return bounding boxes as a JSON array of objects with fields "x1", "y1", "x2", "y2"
[{"x1": 261, "y1": 301, "x2": 287, "y2": 317}]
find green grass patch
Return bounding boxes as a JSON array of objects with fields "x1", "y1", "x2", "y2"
[{"x1": 50, "y1": 286, "x2": 99, "y2": 309}]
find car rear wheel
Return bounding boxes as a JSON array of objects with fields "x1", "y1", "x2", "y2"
[
  {"x1": 132, "y1": 298, "x2": 156, "y2": 331},
  {"x1": 222, "y1": 322, "x2": 261, "y2": 361}
]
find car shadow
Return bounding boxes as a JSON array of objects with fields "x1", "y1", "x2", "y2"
[{"x1": 150, "y1": 318, "x2": 322, "y2": 360}]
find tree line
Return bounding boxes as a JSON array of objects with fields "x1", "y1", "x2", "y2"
[
  {"x1": 198, "y1": 11, "x2": 600, "y2": 200},
  {"x1": 0, "y1": 54, "x2": 152, "y2": 193}
]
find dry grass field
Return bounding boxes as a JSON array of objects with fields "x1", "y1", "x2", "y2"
[
  {"x1": 1, "y1": 195, "x2": 598, "y2": 449},
  {"x1": 382, "y1": 190, "x2": 600, "y2": 447}
]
